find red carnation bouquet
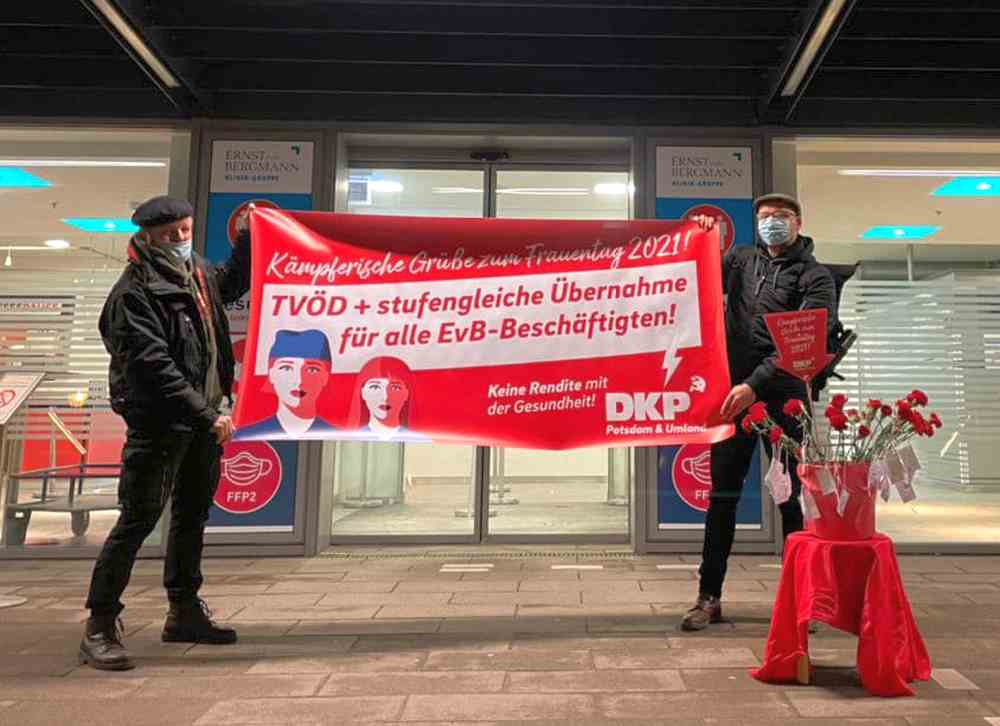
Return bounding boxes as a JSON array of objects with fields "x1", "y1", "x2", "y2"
[
  {"x1": 741, "y1": 389, "x2": 941, "y2": 466},
  {"x1": 741, "y1": 390, "x2": 943, "y2": 540}
]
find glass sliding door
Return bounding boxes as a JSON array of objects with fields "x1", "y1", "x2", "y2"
[
  {"x1": 487, "y1": 169, "x2": 632, "y2": 538},
  {"x1": 329, "y1": 168, "x2": 484, "y2": 538},
  {"x1": 327, "y1": 164, "x2": 635, "y2": 542}
]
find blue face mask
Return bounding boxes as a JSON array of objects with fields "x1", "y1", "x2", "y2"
[
  {"x1": 757, "y1": 216, "x2": 794, "y2": 247},
  {"x1": 167, "y1": 241, "x2": 193, "y2": 262}
]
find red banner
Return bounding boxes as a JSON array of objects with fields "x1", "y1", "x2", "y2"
[{"x1": 233, "y1": 208, "x2": 733, "y2": 449}]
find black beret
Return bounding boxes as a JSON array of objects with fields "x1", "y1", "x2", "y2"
[{"x1": 131, "y1": 196, "x2": 194, "y2": 228}]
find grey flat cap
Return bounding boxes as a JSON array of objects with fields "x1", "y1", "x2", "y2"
[{"x1": 753, "y1": 193, "x2": 801, "y2": 216}]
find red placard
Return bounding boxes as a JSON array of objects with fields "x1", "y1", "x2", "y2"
[
  {"x1": 233, "y1": 208, "x2": 735, "y2": 450},
  {"x1": 764, "y1": 309, "x2": 834, "y2": 383}
]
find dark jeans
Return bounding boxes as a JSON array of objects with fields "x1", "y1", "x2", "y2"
[
  {"x1": 698, "y1": 395, "x2": 806, "y2": 599},
  {"x1": 86, "y1": 428, "x2": 222, "y2": 616}
]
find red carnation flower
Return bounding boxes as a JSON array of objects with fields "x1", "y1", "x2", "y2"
[
  {"x1": 907, "y1": 389, "x2": 929, "y2": 407},
  {"x1": 847, "y1": 408, "x2": 861, "y2": 422},
  {"x1": 828, "y1": 411, "x2": 849, "y2": 431},
  {"x1": 897, "y1": 400, "x2": 914, "y2": 421},
  {"x1": 747, "y1": 402, "x2": 769, "y2": 425},
  {"x1": 929, "y1": 413, "x2": 943, "y2": 429},
  {"x1": 769, "y1": 426, "x2": 784, "y2": 444},
  {"x1": 741, "y1": 416, "x2": 754, "y2": 434},
  {"x1": 857, "y1": 425, "x2": 871, "y2": 439},
  {"x1": 867, "y1": 399, "x2": 882, "y2": 410},
  {"x1": 782, "y1": 399, "x2": 805, "y2": 418},
  {"x1": 880, "y1": 405, "x2": 892, "y2": 417},
  {"x1": 831, "y1": 393, "x2": 848, "y2": 410},
  {"x1": 911, "y1": 412, "x2": 931, "y2": 436}
]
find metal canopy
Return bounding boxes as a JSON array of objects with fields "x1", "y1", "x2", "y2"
[{"x1": 1, "y1": 0, "x2": 998, "y2": 127}]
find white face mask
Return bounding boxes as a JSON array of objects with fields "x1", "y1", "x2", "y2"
[
  {"x1": 757, "y1": 216, "x2": 794, "y2": 247},
  {"x1": 166, "y1": 241, "x2": 193, "y2": 261}
]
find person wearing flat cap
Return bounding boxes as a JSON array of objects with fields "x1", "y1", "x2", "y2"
[
  {"x1": 80, "y1": 195, "x2": 251, "y2": 670},
  {"x1": 236, "y1": 329, "x2": 338, "y2": 439},
  {"x1": 682, "y1": 193, "x2": 836, "y2": 632}
]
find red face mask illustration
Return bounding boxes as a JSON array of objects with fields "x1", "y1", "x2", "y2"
[{"x1": 680, "y1": 449, "x2": 712, "y2": 487}]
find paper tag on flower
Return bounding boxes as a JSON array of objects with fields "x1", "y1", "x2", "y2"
[
  {"x1": 836, "y1": 488, "x2": 850, "y2": 516},
  {"x1": 897, "y1": 444, "x2": 922, "y2": 475},
  {"x1": 801, "y1": 489, "x2": 821, "y2": 520},
  {"x1": 885, "y1": 450, "x2": 907, "y2": 486},
  {"x1": 896, "y1": 479, "x2": 917, "y2": 503},
  {"x1": 868, "y1": 460, "x2": 892, "y2": 502},
  {"x1": 765, "y1": 456, "x2": 792, "y2": 505},
  {"x1": 816, "y1": 467, "x2": 837, "y2": 495}
]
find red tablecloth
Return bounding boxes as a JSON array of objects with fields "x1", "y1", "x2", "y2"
[{"x1": 750, "y1": 532, "x2": 931, "y2": 697}]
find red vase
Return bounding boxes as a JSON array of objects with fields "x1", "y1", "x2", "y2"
[{"x1": 798, "y1": 462, "x2": 877, "y2": 541}]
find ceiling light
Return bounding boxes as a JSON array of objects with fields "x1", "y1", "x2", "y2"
[
  {"x1": 594, "y1": 183, "x2": 635, "y2": 195},
  {"x1": 4, "y1": 249, "x2": 11, "y2": 267},
  {"x1": 44, "y1": 239, "x2": 71, "y2": 249},
  {"x1": 368, "y1": 180, "x2": 403, "y2": 193},
  {"x1": 87, "y1": 0, "x2": 180, "y2": 89},
  {"x1": 860, "y1": 226, "x2": 940, "y2": 241},
  {"x1": 0, "y1": 168, "x2": 51, "y2": 189},
  {"x1": 62, "y1": 218, "x2": 139, "y2": 234},
  {"x1": 0, "y1": 160, "x2": 166, "y2": 168},
  {"x1": 432, "y1": 187, "x2": 483, "y2": 194},
  {"x1": 781, "y1": 0, "x2": 850, "y2": 97},
  {"x1": 838, "y1": 169, "x2": 1000, "y2": 177},
  {"x1": 932, "y1": 177, "x2": 1000, "y2": 197},
  {"x1": 0, "y1": 245, "x2": 74, "y2": 251},
  {"x1": 497, "y1": 188, "x2": 589, "y2": 196}
]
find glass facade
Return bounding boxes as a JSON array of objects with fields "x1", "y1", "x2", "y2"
[
  {"x1": 0, "y1": 126, "x2": 183, "y2": 552},
  {"x1": 3, "y1": 127, "x2": 999, "y2": 556}
]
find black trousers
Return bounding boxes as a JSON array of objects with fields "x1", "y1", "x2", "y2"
[
  {"x1": 698, "y1": 395, "x2": 806, "y2": 598},
  {"x1": 86, "y1": 429, "x2": 222, "y2": 616}
]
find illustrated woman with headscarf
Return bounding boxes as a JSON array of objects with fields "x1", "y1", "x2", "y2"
[
  {"x1": 237, "y1": 329, "x2": 338, "y2": 439},
  {"x1": 346, "y1": 356, "x2": 428, "y2": 442}
]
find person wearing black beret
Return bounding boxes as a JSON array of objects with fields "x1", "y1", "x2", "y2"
[{"x1": 79, "y1": 195, "x2": 251, "y2": 670}]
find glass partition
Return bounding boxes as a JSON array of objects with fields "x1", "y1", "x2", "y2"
[{"x1": 793, "y1": 137, "x2": 1000, "y2": 545}]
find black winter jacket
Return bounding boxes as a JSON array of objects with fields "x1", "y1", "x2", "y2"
[
  {"x1": 100, "y1": 233, "x2": 251, "y2": 433},
  {"x1": 722, "y1": 235, "x2": 835, "y2": 400}
]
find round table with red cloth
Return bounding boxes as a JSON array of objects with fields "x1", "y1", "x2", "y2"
[{"x1": 750, "y1": 532, "x2": 931, "y2": 697}]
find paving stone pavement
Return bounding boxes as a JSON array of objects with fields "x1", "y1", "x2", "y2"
[{"x1": 1, "y1": 549, "x2": 1000, "y2": 725}]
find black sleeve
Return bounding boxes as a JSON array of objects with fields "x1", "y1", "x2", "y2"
[
  {"x1": 721, "y1": 246, "x2": 749, "y2": 290},
  {"x1": 114, "y1": 290, "x2": 218, "y2": 430},
  {"x1": 210, "y1": 228, "x2": 252, "y2": 305},
  {"x1": 743, "y1": 264, "x2": 836, "y2": 399}
]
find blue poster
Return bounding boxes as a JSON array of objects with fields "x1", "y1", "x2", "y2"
[
  {"x1": 654, "y1": 144, "x2": 763, "y2": 530},
  {"x1": 202, "y1": 139, "x2": 315, "y2": 531}
]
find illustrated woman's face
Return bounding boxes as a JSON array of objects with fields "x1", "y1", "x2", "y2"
[
  {"x1": 361, "y1": 376, "x2": 409, "y2": 427},
  {"x1": 268, "y1": 357, "x2": 330, "y2": 418}
]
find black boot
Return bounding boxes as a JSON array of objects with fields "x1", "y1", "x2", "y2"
[
  {"x1": 79, "y1": 615, "x2": 134, "y2": 670},
  {"x1": 162, "y1": 598, "x2": 237, "y2": 644}
]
